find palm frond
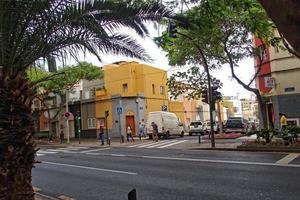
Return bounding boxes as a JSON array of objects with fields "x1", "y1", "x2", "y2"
[{"x1": 0, "y1": 0, "x2": 173, "y2": 75}]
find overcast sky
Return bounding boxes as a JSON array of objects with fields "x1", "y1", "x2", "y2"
[{"x1": 65, "y1": 25, "x2": 255, "y2": 99}]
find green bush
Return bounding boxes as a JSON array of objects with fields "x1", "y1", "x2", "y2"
[{"x1": 256, "y1": 128, "x2": 278, "y2": 143}]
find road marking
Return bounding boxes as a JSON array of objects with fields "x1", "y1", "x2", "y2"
[
  {"x1": 157, "y1": 140, "x2": 187, "y2": 148},
  {"x1": 136, "y1": 140, "x2": 172, "y2": 148},
  {"x1": 276, "y1": 153, "x2": 300, "y2": 164},
  {"x1": 38, "y1": 150, "x2": 58, "y2": 154},
  {"x1": 145, "y1": 140, "x2": 178, "y2": 148},
  {"x1": 111, "y1": 154, "x2": 126, "y2": 157},
  {"x1": 42, "y1": 161, "x2": 137, "y2": 175},
  {"x1": 128, "y1": 141, "x2": 154, "y2": 148},
  {"x1": 46, "y1": 149, "x2": 76, "y2": 153},
  {"x1": 141, "y1": 155, "x2": 300, "y2": 168},
  {"x1": 36, "y1": 153, "x2": 45, "y2": 156},
  {"x1": 79, "y1": 148, "x2": 110, "y2": 154}
]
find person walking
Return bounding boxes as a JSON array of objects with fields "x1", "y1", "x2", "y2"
[
  {"x1": 99, "y1": 125, "x2": 105, "y2": 145},
  {"x1": 138, "y1": 122, "x2": 145, "y2": 140},
  {"x1": 60, "y1": 130, "x2": 64, "y2": 144},
  {"x1": 127, "y1": 125, "x2": 135, "y2": 142},
  {"x1": 280, "y1": 113, "x2": 287, "y2": 131},
  {"x1": 151, "y1": 122, "x2": 159, "y2": 142}
]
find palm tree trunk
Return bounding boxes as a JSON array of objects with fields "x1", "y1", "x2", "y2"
[{"x1": 0, "y1": 73, "x2": 36, "y2": 200}]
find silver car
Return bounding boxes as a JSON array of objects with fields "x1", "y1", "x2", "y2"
[{"x1": 189, "y1": 121, "x2": 204, "y2": 136}]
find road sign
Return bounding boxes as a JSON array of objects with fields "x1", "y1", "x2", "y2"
[
  {"x1": 162, "y1": 105, "x2": 167, "y2": 111},
  {"x1": 117, "y1": 107, "x2": 122, "y2": 115}
]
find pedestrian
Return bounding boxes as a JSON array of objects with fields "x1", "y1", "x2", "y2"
[
  {"x1": 99, "y1": 125, "x2": 105, "y2": 145},
  {"x1": 60, "y1": 130, "x2": 64, "y2": 144},
  {"x1": 279, "y1": 113, "x2": 287, "y2": 131},
  {"x1": 151, "y1": 122, "x2": 159, "y2": 142},
  {"x1": 138, "y1": 122, "x2": 145, "y2": 140},
  {"x1": 127, "y1": 125, "x2": 135, "y2": 142}
]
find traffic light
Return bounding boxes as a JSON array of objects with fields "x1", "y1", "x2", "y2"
[
  {"x1": 168, "y1": 21, "x2": 177, "y2": 38},
  {"x1": 212, "y1": 86, "x2": 222, "y2": 102},
  {"x1": 201, "y1": 90, "x2": 209, "y2": 104},
  {"x1": 105, "y1": 110, "x2": 109, "y2": 118}
]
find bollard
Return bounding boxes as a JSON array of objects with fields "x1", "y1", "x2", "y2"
[
  {"x1": 108, "y1": 137, "x2": 111, "y2": 146},
  {"x1": 198, "y1": 135, "x2": 201, "y2": 144},
  {"x1": 128, "y1": 189, "x2": 137, "y2": 200}
]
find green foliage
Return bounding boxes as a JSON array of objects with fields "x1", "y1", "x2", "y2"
[
  {"x1": 256, "y1": 128, "x2": 278, "y2": 143},
  {"x1": 0, "y1": 0, "x2": 174, "y2": 76},
  {"x1": 163, "y1": 0, "x2": 274, "y2": 65},
  {"x1": 28, "y1": 62, "x2": 103, "y2": 96},
  {"x1": 282, "y1": 125, "x2": 300, "y2": 144},
  {"x1": 168, "y1": 66, "x2": 222, "y2": 100}
]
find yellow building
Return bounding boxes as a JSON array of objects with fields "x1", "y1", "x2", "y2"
[{"x1": 95, "y1": 61, "x2": 184, "y2": 138}]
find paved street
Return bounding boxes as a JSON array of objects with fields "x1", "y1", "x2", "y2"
[{"x1": 33, "y1": 142, "x2": 300, "y2": 200}]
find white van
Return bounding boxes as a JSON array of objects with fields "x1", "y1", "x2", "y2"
[{"x1": 146, "y1": 111, "x2": 185, "y2": 139}]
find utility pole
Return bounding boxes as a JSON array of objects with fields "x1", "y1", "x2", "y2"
[{"x1": 66, "y1": 89, "x2": 70, "y2": 144}]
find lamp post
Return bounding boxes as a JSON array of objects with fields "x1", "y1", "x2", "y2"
[{"x1": 65, "y1": 89, "x2": 70, "y2": 144}]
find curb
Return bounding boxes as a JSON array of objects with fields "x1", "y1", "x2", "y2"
[
  {"x1": 188, "y1": 147, "x2": 300, "y2": 153},
  {"x1": 35, "y1": 192, "x2": 59, "y2": 200}
]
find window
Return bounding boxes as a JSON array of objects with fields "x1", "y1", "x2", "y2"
[
  {"x1": 88, "y1": 118, "x2": 96, "y2": 129},
  {"x1": 122, "y1": 83, "x2": 128, "y2": 93},
  {"x1": 160, "y1": 86, "x2": 165, "y2": 95},
  {"x1": 152, "y1": 84, "x2": 155, "y2": 94},
  {"x1": 258, "y1": 45, "x2": 267, "y2": 61}
]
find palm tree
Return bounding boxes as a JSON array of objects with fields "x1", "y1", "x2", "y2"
[{"x1": 0, "y1": 0, "x2": 173, "y2": 199}]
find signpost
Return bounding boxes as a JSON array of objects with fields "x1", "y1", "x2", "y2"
[
  {"x1": 117, "y1": 107, "x2": 123, "y2": 143},
  {"x1": 162, "y1": 105, "x2": 167, "y2": 111}
]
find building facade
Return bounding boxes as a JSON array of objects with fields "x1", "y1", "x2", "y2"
[
  {"x1": 95, "y1": 61, "x2": 184, "y2": 138},
  {"x1": 255, "y1": 33, "x2": 300, "y2": 128}
]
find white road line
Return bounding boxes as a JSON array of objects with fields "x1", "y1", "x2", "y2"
[
  {"x1": 79, "y1": 148, "x2": 110, "y2": 154},
  {"x1": 36, "y1": 153, "x2": 45, "y2": 156},
  {"x1": 276, "y1": 153, "x2": 300, "y2": 164},
  {"x1": 42, "y1": 161, "x2": 137, "y2": 175},
  {"x1": 141, "y1": 155, "x2": 300, "y2": 168},
  {"x1": 111, "y1": 154, "x2": 126, "y2": 157},
  {"x1": 136, "y1": 140, "x2": 172, "y2": 148},
  {"x1": 145, "y1": 140, "x2": 178, "y2": 148},
  {"x1": 70, "y1": 146, "x2": 90, "y2": 149},
  {"x1": 38, "y1": 150, "x2": 58, "y2": 154},
  {"x1": 45, "y1": 149, "x2": 76, "y2": 153},
  {"x1": 157, "y1": 140, "x2": 187, "y2": 148},
  {"x1": 85, "y1": 153, "x2": 101, "y2": 155},
  {"x1": 128, "y1": 141, "x2": 154, "y2": 148}
]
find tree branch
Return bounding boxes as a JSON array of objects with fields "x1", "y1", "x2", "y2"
[{"x1": 279, "y1": 32, "x2": 300, "y2": 60}]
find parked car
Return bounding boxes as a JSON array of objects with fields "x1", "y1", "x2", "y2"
[
  {"x1": 146, "y1": 111, "x2": 185, "y2": 139},
  {"x1": 224, "y1": 118, "x2": 249, "y2": 134},
  {"x1": 189, "y1": 121, "x2": 204, "y2": 136},
  {"x1": 203, "y1": 121, "x2": 219, "y2": 134}
]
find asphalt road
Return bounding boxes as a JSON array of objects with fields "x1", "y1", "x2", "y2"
[{"x1": 33, "y1": 146, "x2": 300, "y2": 200}]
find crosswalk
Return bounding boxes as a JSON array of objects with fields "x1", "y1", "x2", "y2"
[
  {"x1": 127, "y1": 140, "x2": 187, "y2": 149},
  {"x1": 37, "y1": 146, "x2": 110, "y2": 157}
]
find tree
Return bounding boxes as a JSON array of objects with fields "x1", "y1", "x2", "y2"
[
  {"x1": 0, "y1": 1, "x2": 174, "y2": 199},
  {"x1": 158, "y1": 0, "x2": 275, "y2": 129},
  {"x1": 258, "y1": 0, "x2": 300, "y2": 58},
  {"x1": 28, "y1": 62, "x2": 103, "y2": 138},
  {"x1": 168, "y1": 66, "x2": 222, "y2": 101}
]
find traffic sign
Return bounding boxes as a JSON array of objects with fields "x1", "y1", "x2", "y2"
[
  {"x1": 162, "y1": 105, "x2": 167, "y2": 111},
  {"x1": 117, "y1": 107, "x2": 122, "y2": 115}
]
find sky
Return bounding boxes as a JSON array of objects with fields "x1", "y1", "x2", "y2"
[{"x1": 65, "y1": 25, "x2": 256, "y2": 99}]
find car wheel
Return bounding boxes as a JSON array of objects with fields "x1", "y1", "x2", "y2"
[
  {"x1": 180, "y1": 131, "x2": 184, "y2": 137},
  {"x1": 189, "y1": 133, "x2": 192, "y2": 136},
  {"x1": 165, "y1": 131, "x2": 170, "y2": 139}
]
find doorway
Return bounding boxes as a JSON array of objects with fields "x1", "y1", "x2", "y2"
[{"x1": 126, "y1": 115, "x2": 135, "y2": 135}]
